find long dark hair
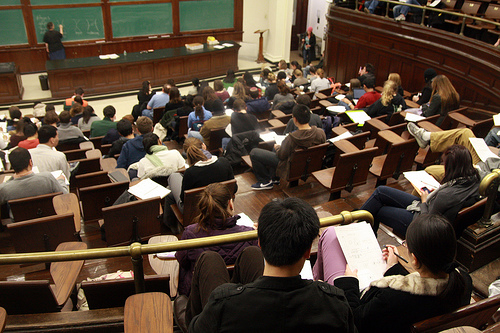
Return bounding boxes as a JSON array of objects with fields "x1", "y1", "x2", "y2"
[
  {"x1": 441, "y1": 145, "x2": 479, "y2": 184},
  {"x1": 193, "y1": 183, "x2": 233, "y2": 233},
  {"x1": 243, "y1": 71, "x2": 257, "y2": 88},
  {"x1": 82, "y1": 105, "x2": 94, "y2": 124},
  {"x1": 223, "y1": 69, "x2": 235, "y2": 84},
  {"x1": 169, "y1": 87, "x2": 182, "y2": 104},
  {"x1": 406, "y1": 214, "x2": 468, "y2": 311},
  {"x1": 140, "y1": 80, "x2": 150, "y2": 95},
  {"x1": 193, "y1": 96, "x2": 205, "y2": 122}
]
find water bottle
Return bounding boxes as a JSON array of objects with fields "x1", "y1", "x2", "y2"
[{"x1": 124, "y1": 50, "x2": 127, "y2": 56}]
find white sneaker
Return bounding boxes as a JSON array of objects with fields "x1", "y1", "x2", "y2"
[{"x1": 395, "y1": 14, "x2": 406, "y2": 21}]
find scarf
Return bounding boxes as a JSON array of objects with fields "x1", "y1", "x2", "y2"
[{"x1": 145, "y1": 145, "x2": 168, "y2": 167}]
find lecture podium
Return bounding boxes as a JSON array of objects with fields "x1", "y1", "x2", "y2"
[
  {"x1": 0, "y1": 62, "x2": 23, "y2": 104},
  {"x1": 45, "y1": 41, "x2": 240, "y2": 99}
]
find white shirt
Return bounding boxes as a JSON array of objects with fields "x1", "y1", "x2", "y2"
[
  {"x1": 137, "y1": 149, "x2": 185, "y2": 178},
  {"x1": 29, "y1": 144, "x2": 70, "y2": 179},
  {"x1": 310, "y1": 77, "x2": 331, "y2": 93}
]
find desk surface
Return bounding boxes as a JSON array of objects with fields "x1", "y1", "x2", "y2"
[{"x1": 46, "y1": 41, "x2": 240, "y2": 71}]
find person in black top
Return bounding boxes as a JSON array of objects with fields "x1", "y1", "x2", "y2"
[
  {"x1": 230, "y1": 99, "x2": 259, "y2": 135},
  {"x1": 366, "y1": 80, "x2": 407, "y2": 123},
  {"x1": 412, "y1": 68, "x2": 437, "y2": 105},
  {"x1": 43, "y1": 22, "x2": 65, "y2": 60}
]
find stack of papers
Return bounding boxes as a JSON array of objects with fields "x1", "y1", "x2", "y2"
[
  {"x1": 469, "y1": 138, "x2": 500, "y2": 162},
  {"x1": 405, "y1": 113, "x2": 425, "y2": 122},
  {"x1": 99, "y1": 54, "x2": 119, "y2": 60},
  {"x1": 128, "y1": 178, "x2": 171, "y2": 200},
  {"x1": 345, "y1": 110, "x2": 371, "y2": 126},
  {"x1": 329, "y1": 131, "x2": 353, "y2": 143},
  {"x1": 259, "y1": 132, "x2": 287, "y2": 145}
]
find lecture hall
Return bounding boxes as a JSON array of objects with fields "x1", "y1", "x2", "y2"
[{"x1": 0, "y1": 0, "x2": 499, "y2": 332}]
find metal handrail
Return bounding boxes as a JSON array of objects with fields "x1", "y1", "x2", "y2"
[
  {"x1": 352, "y1": 0, "x2": 500, "y2": 36},
  {"x1": 0, "y1": 210, "x2": 374, "y2": 293},
  {"x1": 478, "y1": 169, "x2": 500, "y2": 227}
]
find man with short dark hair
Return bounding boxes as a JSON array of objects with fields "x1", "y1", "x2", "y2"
[
  {"x1": 0, "y1": 147, "x2": 66, "y2": 208},
  {"x1": 90, "y1": 105, "x2": 117, "y2": 137},
  {"x1": 246, "y1": 87, "x2": 270, "y2": 115},
  {"x1": 29, "y1": 125, "x2": 70, "y2": 179},
  {"x1": 284, "y1": 94, "x2": 322, "y2": 134},
  {"x1": 249, "y1": 104, "x2": 326, "y2": 190},
  {"x1": 57, "y1": 110, "x2": 85, "y2": 141},
  {"x1": 106, "y1": 119, "x2": 135, "y2": 158},
  {"x1": 187, "y1": 198, "x2": 356, "y2": 333},
  {"x1": 199, "y1": 100, "x2": 230, "y2": 147},
  {"x1": 358, "y1": 63, "x2": 376, "y2": 86},
  {"x1": 342, "y1": 77, "x2": 380, "y2": 110},
  {"x1": 117, "y1": 116, "x2": 153, "y2": 171}
]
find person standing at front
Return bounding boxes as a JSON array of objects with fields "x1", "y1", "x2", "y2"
[{"x1": 43, "y1": 22, "x2": 65, "y2": 60}]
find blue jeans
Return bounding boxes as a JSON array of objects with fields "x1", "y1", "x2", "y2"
[
  {"x1": 249, "y1": 148, "x2": 279, "y2": 183},
  {"x1": 484, "y1": 128, "x2": 500, "y2": 147},
  {"x1": 360, "y1": 186, "x2": 418, "y2": 236},
  {"x1": 394, "y1": 0, "x2": 422, "y2": 17},
  {"x1": 188, "y1": 129, "x2": 204, "y2": 142},
  {"x1": 365, "y1": 0, "x2": 379, "y2": 13},
  {"x1": 302, "y1": 47, "x2": 313, "y2": 65},
  {"x1": 49, "y1": 48, "x2": 66, "y2": 60},
  {"x1": 142, "y1": 108, "x2": 153, "y2": 120}
]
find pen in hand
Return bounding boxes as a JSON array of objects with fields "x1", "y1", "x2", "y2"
[{"x1": 384, "y1": 245, "x2": 409, "y2": 263}]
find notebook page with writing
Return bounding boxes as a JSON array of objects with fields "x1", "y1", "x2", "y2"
[{"x1": 335, "y1": 222, "x2": 386, "y2": 290}]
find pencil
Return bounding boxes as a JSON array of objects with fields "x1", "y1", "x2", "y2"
[{"x1": 394, "y1": 252, "x2": 409, "y2": 263}]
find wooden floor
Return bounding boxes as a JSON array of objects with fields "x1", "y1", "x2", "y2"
[{"x1": 0, "y1": 139, "x2": 496, "y2": 299}]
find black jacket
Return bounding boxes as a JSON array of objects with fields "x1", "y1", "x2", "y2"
[
  {"x1": 190, "y1": 275, "x2": 357, "y2": 333},
  {"x1": 334, "y1": 264, "x2": 472, "y2": 333}
]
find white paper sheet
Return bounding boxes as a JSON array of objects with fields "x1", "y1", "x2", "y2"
[
  {"x1": 300, "y1": 259, "x2": 314, "y2": 280},
  {"x1": 260, "y1": 131, "x2": 277, "y2": 142},
  {"x1": 403, "y1": 170, "x2": 440, "y2": 192},
  {"x1": 99, "y1": 54, "x2": 119, "y2": 60},
  {"x1": 128, "y1": 178, "x2": 171, "y2": 200},
  {"x1": 335, "y1": 222, "x2": 386, "y2": 290},
  {"x1": 345, "y1": 110, "x2": 371, "y2": 125},
  {"x1": 329, "y1": 131, "x2": 353, "y2": 143},
  {"x1": 493, "y1": 114, "x2": 500, "y2": 127},
  {"x1": 334, "y1": 94, "x2": 346, "y2": 100},
  {"x1": 469, "y1": 138, "x2": 500, "y2": 163},
  {"x1": 275, "y1": 135, "x2": 287, "y2": 146},
  {"x1": 236, "y1": 212, "x2": 254, "y2": 228},
  {"x1": 405, "y1": 112, "x2": 426, "y2": 122}
]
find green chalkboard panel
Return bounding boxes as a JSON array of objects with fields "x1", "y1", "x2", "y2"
[
  {"x1": 111, "y1": 3, "x2": 173, "y2": 38},
  {"x1": 179, "y1": 0, "x2": 234, "y2": 32},
  {"x1": 33, "y1": 7, "x2": 104, "y2": 43},
  {"x1": 0, "y1": 9, "x2": 28, "y2": 46},
  {"x1": 0, "y1": 0, "x2": 21, "y2": 5},
  {"x1": 31, "y1": 0, "x2": 99, "y2": 4}
]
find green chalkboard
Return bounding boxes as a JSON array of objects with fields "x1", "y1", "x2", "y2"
[
  {"x1": 0, "y1": 0, "x2": 21, "y2": 5},
  {"x1": 31, "y1": 0, "x2": 99, "y2": 4},
  {"x1": 179, "y1": 0, "x2": 234, "y2": 32},
  {"x1": 33, "y1": 7, "x2": 104, "y2": 43},
  {"x1": 0, "y1": 9, "x2": 28, "y2": 46},
  {"x1": 111, "y1": 3, "x2": 173, "y2": 38}
]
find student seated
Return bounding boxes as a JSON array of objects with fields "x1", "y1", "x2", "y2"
[
  {"x1": 249, "y1": 104, "x2": 326, "y2": 190},
  {"x1": 341, "y1": 77, "x2": 380, "y2": 110},
  {"x1": 78, "y1": 105, "x2": 100, "y2": 132},
  {"x1": 57, "y1": 110, "x2": 85, "y2": 142},
  {"x1": 420, "y1": 75, "x2": 460, "y2": 127},
  {"x1": 246, "y1": 87, "x2": 271, "y2": 115},
  {"x1": 136, "y1": 133, "x2": 185, "y2": 179},
  {"x1": 184, "y1": 197, "x2": 357, "y2": 333},
  {"x1": 17, "y1": 123, "x2": 39, "y2": 149},
  {"x1": 314, "y1": 214, "x2": 472, "y2": 333},
  {"x1": 0, "y1": 147, "x2": 67, "y2": 209},
  {"x1": 116, "y1": 116, "x2": 153, "y2": 175},
  {"x1": 64, "y1": 87, "x2": 88, "y2": 111},
  {"x1": 283, "y1": 94, "x2": 322, "y2": 134},
  {"x1": 360, "y1": 144, "x2": 480, "y2": 236},
  {"x1": 198, "y1": 100, "x2": 230, "y2": 147},
  {"x1": 230, "y1": 99, "x2": 259, "y2": 135},
  {"x1": 164, "y1": 138, "x2": 235, "y2": 233},
  {"x1": 187, "y1": 96, "x2": 212, "y2": 138},
  {"x1": 175, "y1": 183, "x2": 257, "y2": 296},
  {"x1": 106, "y1": 119, "x2": 136, "y2": 158},
  {"x1": 366, "y1": 80, "x2": 407, "y2": 122},
  {"x1": 412, "y1": 68, "x2": 437, "y2": 106},
  {"x1": 90, "y1": 105, "x2": 117, "y2": 138}
]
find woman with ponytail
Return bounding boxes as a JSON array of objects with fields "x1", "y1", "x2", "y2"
[
  {"x1": 318, "y1": 213, "x2": 472, "y2": 333},
  {"x1": 187, "y1": 96, "x2": 212, "y2": 132},
  {"x1": 175, "y1": 183, "x2": 256, "y2": 295}
]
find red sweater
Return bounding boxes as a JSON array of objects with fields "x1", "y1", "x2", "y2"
[{"x1": 356, "y1": 91, "x2": 381, "y2": 109}]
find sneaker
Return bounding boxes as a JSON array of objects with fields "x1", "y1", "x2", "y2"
[
  {"x1": 364, "y1": 7, "x2": 371, "y2": 14},
  {"x1": 407, "y1": 122, "x2": 430, "y2": 148},
  {"x1": 251, "y1": 181, "x2": 273, "y2": 190},
  {"x1": 395, "y1": 14, "x2": 406, "y2": 21},
  {"x1": 271, "y1": 179, "x2": 280, "y2": 185}
]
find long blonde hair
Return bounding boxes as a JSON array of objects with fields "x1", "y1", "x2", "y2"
[
  {"x1": 388, "y1": 73, "x2": 402, "y2": 87},
  {"x1": 431, "y1": 75, "x2": 460, "y2": 114},
  {"x1": 232, "y1": 82, "x2": 247, "y2": 100},
  {"x1": 183, "y1": 137, "x2": 207, "y2": 166},
  {"x1": 381, "y1": 80, "x2": 398, "y2": 106}
]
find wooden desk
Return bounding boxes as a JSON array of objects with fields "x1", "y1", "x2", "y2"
[
  {"x1": 0, "y1": 62, "x2": 23, "y2": 104},
  {"x1": 46, "y1": 42, "x2": 240, "y2": 99}
]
